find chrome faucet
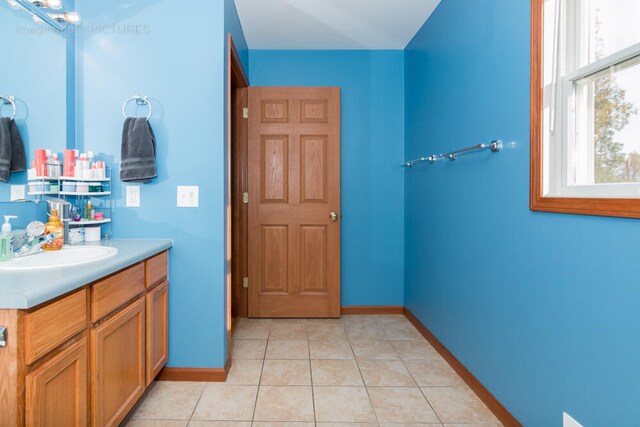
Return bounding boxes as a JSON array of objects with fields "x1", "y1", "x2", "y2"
[{"x1": 13, "y1": 221, "x2": 52, "y2": 258}]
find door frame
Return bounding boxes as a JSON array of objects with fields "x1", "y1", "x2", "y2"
[{"x1": 227, "y1": 34, "x2": 249, "y2": 363}]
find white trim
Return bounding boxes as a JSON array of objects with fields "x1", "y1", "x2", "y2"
[
  {"x1": 565, "y1": 41, "x2": 640, "y2": 82},
  {"x1": 544, "y1": 0, "x2": 640, "y2": 198}
]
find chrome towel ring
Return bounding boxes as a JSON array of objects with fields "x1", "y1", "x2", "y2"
[
  {"x1": 0, "y1": 96, "x2": 16, "y2": 121},
  {"x1": 122, "y1": 95, "x2": 152, "y2": 120}
]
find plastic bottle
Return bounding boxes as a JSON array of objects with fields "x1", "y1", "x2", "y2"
[
  {"x1": 43, "y1": 210, "x2": 64, "y2": 251},
  {"x1": 0, "y1": 216, "x2": 17, "y2": 261},
  {"x1": 85, "y1": 201, "x2": 94, "y2": 220}
]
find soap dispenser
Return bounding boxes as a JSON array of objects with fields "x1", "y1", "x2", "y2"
[
  {"x1": 0, "y1": 216, "x2": 17, "y2": 261},
  {"x1": 43, "y1": 210, "x2": 64, "y2": 251}
]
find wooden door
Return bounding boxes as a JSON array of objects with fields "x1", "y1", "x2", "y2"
[
  {"x1": 25, "y1": 338, "x2": 88, "y2": 427},
  {"x1": 248, "y1": 87, "x2": 341, "y2": 318},
  {"x1": 91, "y1": 298, "x2": 145, "y2": 427},
  {"x1": 146, "y1": 281, "x2": 168, "y2": 385}
]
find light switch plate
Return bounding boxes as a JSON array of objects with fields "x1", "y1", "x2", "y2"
[
  {"x1": 563, "y1": 413, "x2": 583, "y2": 427},
  {"x1": 126, "y1": 185, "x2": 140, "y2": 208},
  {"x1": 10, "y1": 185, "x2": 25, "y2": 201},
  {"x1": 177, "y1": 186, "x2": 199, "y2": 208}
]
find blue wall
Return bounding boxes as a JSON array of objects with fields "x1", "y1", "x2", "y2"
[
  {"x1": 249, "y1": 50, "x2": 405, "y2": 306},
  {"x1": 76, "y1": 0, "x2": 234, "y2": 368},
  {"x1": 404, "y1": 1, "x2": 640, "y2": 426},
  {"x1": 0, "y1": 4, "x2": 68, "y2": 200}
]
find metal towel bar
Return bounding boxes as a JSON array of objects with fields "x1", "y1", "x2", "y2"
[{"x1": 402, "y1": 140, "x2": 502, "y2": 168}]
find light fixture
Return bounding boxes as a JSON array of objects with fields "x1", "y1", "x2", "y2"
[
  {"x1": 32, "y1": 13, "x2": 43, "y2": 23},
  {"x1": 7, "y1": 0, "x2": 20, "y2": 9},
  {"x1": 29, "y1": 0, "x2": 62, "y2": 10},
  {"x1": 48, "y1": 11, "x2": 80, "y2": 24}
]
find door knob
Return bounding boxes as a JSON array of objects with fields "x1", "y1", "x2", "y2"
[{"x1": 329, "y1": 212, "x2": 339, "y2": 222}]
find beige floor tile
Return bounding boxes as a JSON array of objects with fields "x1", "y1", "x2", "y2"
[
  {"x1": 188, "y1": 422, "x2": 251, "y2": 427},
  {"x1": 358, "y1": 360, "x2": 416, "y2": 386},
  {"x1": 225, "y1": 360, "x2": 264, "y2": 385},
  {"x1": 368, "y1": 387, "x2": 439, "y2": 423},
  {"x1": 237, "y1": 318, "x2": 272, "y2": 326},
  {"x1": 234, "y1": 323, "x2": 270, "y2": 340},
  {"x1": 443, "y1": 424, "x2": 503, "y2": 427},
  {"x1": 131, "y1": 381, "x2": 206, "y2": 420},
  {"x1": 191, "y1": 385, "x2": 258, "y2": 421},
  {"x1": 265, "y1": 340, "x2": 309, "y2": 359},
  {"x1": 391, "y1": 340, "x2": 440, "y2": 360},
  {"x1": 125, "y1": 421, "x2": 188, "y2": 427},
  {"x1": 404, "y1": 358, "x2": 466, "y2": 386},
  {"x1": 317, "y1": 424, "x2": 379, "y2": 427},
  {"x1": 350, "y1": 340, "x2": 399, "y2": 360},
  {"x1": 232, "y1": 339, "x2": 267, "y2": 360},
  {"x1": 309, "y1": 340, "x2": 354, "y2": 359},
  {"x1": 381, "y1": 324, "x2": 425, "y2": 341},
  {"x1": 269, "y1": 324, "x2": 308, "y2": 340},
  {"x1": 270, "y1": 318, "x2": 308, "y2": 325},
  {"x1": 372, "y1": 314, "x2": 410, "y2": 326},
  {"x1": 253, "y1": 386, "x2": 315, "y2": 422},
  {"x1": 311, "y1": 359, "x2": 364, "y2": 386},
  {"x1": 341, "y1": 315, "x2": 379, "y2": 326},
  {"x1": 422, "y1": 386, "x2": 500, "y2": 424},
  {"x1": 307, "y1": 324, "x2": 348, "y2": 341},
  {"x1": 345, "y1": 325, "x2": 388, "y2": 341},
  {"x1": 307, "y1": 318, "x2": 343, "y2": 326},
  {"x1": 380, "y1": 424, "x2": 443, "y2": 427},
  {"x1": 261, "y1": 360, "x2": 312, "y2": 385},
  {"x1": 253, "y1": 423, "x2": 315, "y2": 427},
  {"x1": 313, "y1": 386, "x2": 377, "y2": 423}
]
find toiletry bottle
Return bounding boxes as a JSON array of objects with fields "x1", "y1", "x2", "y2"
[
  {"x1": 0, "y1": 216, "x2": 17, "y2": 262},
  {"x1": 85, "y1": 201, "x2": 94, "y2": 220},
  {"x1": 43, "y1": 210, "x2": 64, "y2": 251}
]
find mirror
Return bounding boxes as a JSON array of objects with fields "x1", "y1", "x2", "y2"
[{"x1": 0, "y1": 3, "x2": 71, "y2": 201}]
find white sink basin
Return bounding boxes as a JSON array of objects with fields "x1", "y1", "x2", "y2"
[{"x1": 0, "y1": 246, "x2": 118, "y2": 271}]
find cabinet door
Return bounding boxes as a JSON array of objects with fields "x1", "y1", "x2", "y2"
[
  {"x1": 25, "y1": 338, "x2": 88, "y2": 427},
  {"x1": 146, "y1": 281, "x2": 168, "y2": 385},
  {"x1": 91, "y1": 298, "x2": 145, "y2": 427}
]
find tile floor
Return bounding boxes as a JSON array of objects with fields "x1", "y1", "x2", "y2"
[{"x1": 126, "y1": 315, "x2": 503, "y2": 426}]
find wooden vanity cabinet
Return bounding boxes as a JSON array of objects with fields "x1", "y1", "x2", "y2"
[
  {"x1": 146, "y1": 281, "x2": 169, "y2": 385},
  {"x1": 25, "y1": 338, "x2": 88, "y2": 427},
  {"x1": 0, "y1": 250, "x2": 169, "y2": 427},
  {"x1": 91, "y1": 298, "x2": 146, "y2": 427}
]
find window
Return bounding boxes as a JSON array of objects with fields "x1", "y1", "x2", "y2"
[{"x1": 531, "y1": 0, "x2": 640, "y2": 217}]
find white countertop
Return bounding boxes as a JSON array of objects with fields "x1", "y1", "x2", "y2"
[{"x1": 0, "y1": 239, "x2": 173, "y2": 309}]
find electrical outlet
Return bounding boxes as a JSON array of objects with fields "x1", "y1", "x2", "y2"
[
  {"x1": 563, "y1": 413, "x2": 583, "y2": 427},
  {"x1": 10, "y1": 185, "x2": 25, "y2": 201},
  {"x1": 177, "y1": 186, "x2": 199, "y2": 208},
  {"x1": 126, "y1": 185, "x2": 140, "y2": 208}
]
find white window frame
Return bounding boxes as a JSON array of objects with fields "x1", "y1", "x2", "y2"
[{"x1": 545, "y1": 0, "x2": 640, "y2": 198}]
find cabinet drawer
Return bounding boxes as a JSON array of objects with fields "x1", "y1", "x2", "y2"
[
  {"x1": 91, "y1": 263, "x2": 145, "y2": 323},
  {"x1": 145, "y1": 251, "x2": 168, "y2": 288},
  {"x1": 24, "y1": 289, "x2": 87, "y2": 365}
]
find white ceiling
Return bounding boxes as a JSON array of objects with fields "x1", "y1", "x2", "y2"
[{"x1": 234, "y1": 0, "x2": 441, "y2": 50}]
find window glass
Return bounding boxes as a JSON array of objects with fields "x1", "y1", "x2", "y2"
[
  {"x1": 573, "y1": 60, "x2": 640, "y2": 185},
  {"x1": 586, "y1": 0, "x2": 640, "y2": 65}
]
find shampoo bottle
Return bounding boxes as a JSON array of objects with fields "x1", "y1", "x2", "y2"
[
  {"x1": 0, "y1": 216, "x2": 17, "y2": 262},
  {"x1": 43, "y1": 210, "x2": 64, "y2": 251}
]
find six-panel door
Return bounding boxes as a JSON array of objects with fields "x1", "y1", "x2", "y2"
[{"x1": 248, "y1": 87, "x2": 341, "y2": 318}]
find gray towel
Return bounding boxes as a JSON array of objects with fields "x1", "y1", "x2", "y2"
[
  {"x1": 120, "y1": 117, "x2": 157, "y2": 183},
  {"x1": 9, "y1": 120, "x2": 26, "y2": 173},
  {"x1": 0, "y1": 118, "x2": 26, "y2": 183}
]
